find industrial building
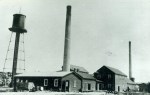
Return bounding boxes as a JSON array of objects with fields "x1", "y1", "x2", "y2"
[
  {"x1": 14, "y1": 63, "x2": 104, "y2": 92},
  {"x1": 12, "y1": 5, "x2": 103, "y2": 92},
  {"x1": 14, "y1": 64, "x2": 102, "y2": 92},
  {"x1": 15, "y1": 67, "x2": 100, "y2": 92},
  {"x1": 94, "y1": 65, "x2": 137, "y2": 92},
  {"x1": 94, "y1": 41, "x2": 138, "y2": 92},
  {"x1": 3, "y1": 3, "x2": 140, "y2": 92}
]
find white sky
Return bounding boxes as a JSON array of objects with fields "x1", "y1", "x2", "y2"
[{"x1": 0, "y1": 0, "x2": 150, "y2": 83}]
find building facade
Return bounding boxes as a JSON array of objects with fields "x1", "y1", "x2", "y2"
[
  {"x1": 15, "y1": 70, "x2": 99, "y2": 92},
  {"x1": 94, "y1": 65, "x2": 137, "y2": 92}
]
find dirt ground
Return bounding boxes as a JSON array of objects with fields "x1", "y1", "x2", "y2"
[{"x1": 0, "y1": 92, "x2": 107, "y2": 95}]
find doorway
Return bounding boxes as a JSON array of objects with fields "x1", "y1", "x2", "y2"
[{"x1": 62, "y1": 80, "x2": 69, "y2": 92}]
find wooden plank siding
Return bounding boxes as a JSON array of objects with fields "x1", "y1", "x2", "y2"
[
  {"x1": 16, "y1": 77, "x2": 62, "y2": 91},
  {"x1": 82, "y1": 79, "x2": 96, "y2": 92},
  {"x1": 94, "y1": 66, "x2": 115, "y2": 91},
  {"x1": 94, "y1": 66, "x2": 137, "y2": 92},
  {"x1": 15, "y1": 72, "x2": 97, "y2": 92},
  {"x1": 62, "y1": 73, "x2": 81, "y2": 92}
]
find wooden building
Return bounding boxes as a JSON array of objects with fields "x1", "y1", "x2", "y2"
[
  {"x1": 94, "y1": 65, "x2": 137, "y2": 92},
  {"x1": 14, "y1": 65, "x2": 102, "y2": 92}
]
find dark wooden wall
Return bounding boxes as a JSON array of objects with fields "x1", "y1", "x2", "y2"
[{"x1": 94, "y1": 66, "x2": 115, "y2": 91}]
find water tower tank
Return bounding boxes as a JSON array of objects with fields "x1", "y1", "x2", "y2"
[{"x1": 9, "y1": 14, "x2": 27, "y2": 33}]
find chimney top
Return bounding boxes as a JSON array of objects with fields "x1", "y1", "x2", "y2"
[
  {"x1": 67, "y1": 5, "x2": 71, "y2": 15},
  {"x1": 67, "y1": 5, "x2": 71, "y2": 9}
]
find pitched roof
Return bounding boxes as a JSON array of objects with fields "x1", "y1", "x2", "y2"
[
  {"x1": 74, "y1": 72, "x2": 95, "y2": 80},
  {"x1": 103, "y1": 65, "x2": 127, "y2": 77},
  {"x1": 70, "y1": 64, "x2": 89, "y2": 73},
  {"x1": 15, "y1": 71, "x2": 71, "y2": 77}
]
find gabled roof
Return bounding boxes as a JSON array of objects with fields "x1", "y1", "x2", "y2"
[
  {"x1": 102, "y1": 65, "x2": 127, "y2": 77},
  {"x1": 74, "y1": 72, "x2": 95, "y2": 80},
  {"x1": 15, "y1": 71, "x2": 71, "y2": 77},
  {"x1": 70, "y1": 64, "x2": 89, "y2": 73}
]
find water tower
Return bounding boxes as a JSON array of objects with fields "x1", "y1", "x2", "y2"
[{"x1": 9, "y1": 14, "x2": 27, "y2": 90}]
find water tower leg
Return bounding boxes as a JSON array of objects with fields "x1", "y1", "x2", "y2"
[{"x1": 12, "y1": 32, "x2": 20, "y2": 91}]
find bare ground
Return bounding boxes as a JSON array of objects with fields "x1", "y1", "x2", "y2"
[{"x1": 0, "y1": 92, "x2": 107, "y2": 95}]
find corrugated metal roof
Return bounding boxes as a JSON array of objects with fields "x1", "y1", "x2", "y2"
[
  {"x1": 15, "y1": 71, "x2": 71, "y2": 77},
  {"x1": 74, "y1": 72, "x2": 95, "y2": 80},
  {"x1": 104, "y1": 65, "x2": 127, "y2": 77}
]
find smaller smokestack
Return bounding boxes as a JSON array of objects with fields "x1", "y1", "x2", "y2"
[
  {"x1": 129, "y1": 41, "x2": 132, "y2": 79},
  {"x1": 63, "y1": 5, "x2": 72, "y2": 72},
  {"x1": 129, "y1": 41, "x2": 135, "y2": 82}
]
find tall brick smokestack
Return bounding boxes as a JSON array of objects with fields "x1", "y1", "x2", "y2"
[
  {"x1": 129, "y1": 41, "x2": 135, "y2": 82},
  {"x1": 63, "y1": 5, "x2": 71, "y2": 71}
]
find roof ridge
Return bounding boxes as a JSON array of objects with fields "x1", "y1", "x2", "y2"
[
  {"x1": 74, "y1": 72, "x2": 95, "y2": 80},
  {"x1": 103, "y1": 65, "x2": 127, "y2": 77}
]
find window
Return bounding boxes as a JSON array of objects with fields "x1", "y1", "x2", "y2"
[
  {"x1": 108, "y1": 84, "x2": 111, "y2": 88},
  {"x1": 16, "y1": 78, "x2": 20, "y2": 82},
  {"x1": 25, "y1": 80, "x2": 28, "y2": 83},
  {"x1": 108, "y1": 74, "x2": 111, "y2": 79},
  {"x1": 54, "y1": 79, "x2": 58, "y2": 87},
  {"x1": 98, "y1": 74, "x2": 101, "y2": 79},
  {"x1": 44, "y1": 79, "x2": 48, "y2": 86},
  {"x1": 73, "y1": 80, "x2": 76, "y2": 87},
  {"x1": 65, "y1": 81, "x2": 69, "y2": 87},
  {"x1": 20, "y1": 80, "x2": 23, "y2": 82},
  {"x1": 101, "y1": 84, "x2": 104, "y2": 89}
]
